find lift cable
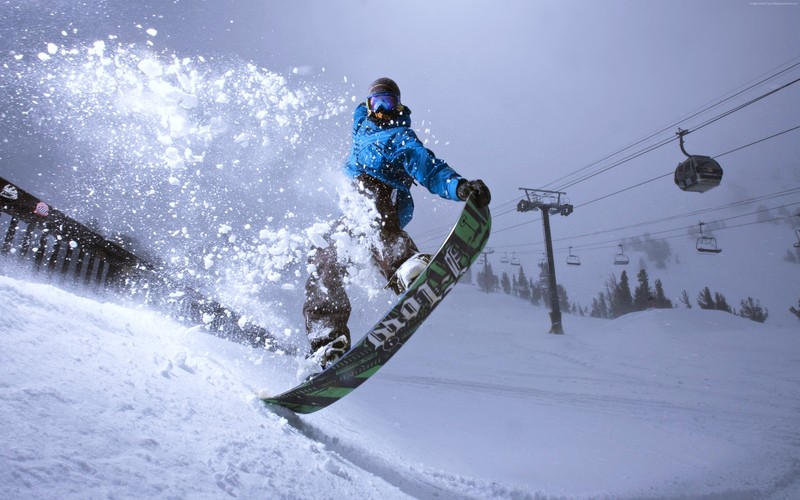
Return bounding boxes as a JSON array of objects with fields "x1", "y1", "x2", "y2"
[
  {"x1": 713, "y1": 123, "x2": 800, "y2": 159},
  {"x1": 573, "y1": 123, "x2": 800, "y2": 210},
  {"x1": 549, "y1": 212, "x2": 799, "y2": 257},
  {"x1": 565, "y1": 190, "x2": 800, "y2": 245},
  {"x1": 476, "y1": 56, "x2": 800, "y2": 221},
  {"x1": 490, "y1": 187, "x2": 800, "y2": 251},
  {"x1": 685, "y1": 76, "x2": 800, "y2": 137},
  {"x1": 482, "y1": 121, "x2": 800, "y2": 242},
  {"x1": 506, "y1": 201, "x2": 800, "y2": 257},
  {"x1": 542, "y1": 58, "x2": 800, "y2": 191},
  {"x1": 463, "y1": 69, "x2": 800, "y2": 227},
  {"x1": 553, "y1": 76, "x2": 800, "y2": 192},
  {"x1": 414, "y1": 67, "x2": 800, "y2": 247},
  {"x1": 479, "y1": 83, "x2": 800, "y2": 233}
]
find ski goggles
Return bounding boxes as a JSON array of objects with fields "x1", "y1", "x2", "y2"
[{"x1": 367, "y1": 92, "x2": 400, "y2": 113}]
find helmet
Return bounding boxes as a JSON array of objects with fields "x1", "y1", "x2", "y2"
[{"x1": 368, "y1": 77, "x2": 400, "y2": 98}]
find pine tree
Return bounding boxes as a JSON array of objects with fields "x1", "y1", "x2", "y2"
[
  {"x1": 477, "y1": 262, "x2": 496, "y2": 293},
  {"x1": 491, "y1": 273, "x2": 500, "y2": 293},
  {"x1": 633, "y1": 268, "x2": 652, "y2": 311},
  {"x1": 653, "y1": 279, "x2": 673, "y2": 308},
  {"x1": 739, "y1": 297, "x2": 768, "y2": 323},
  {"x1": 591, "y1": 292, "x2": 609, "y2": 318},
  {"x1": 605, "y1": 272, "x2": 634, "y2": 318},
  {"x1": 697, "y1": 287, "x2": 715, "y2": 309},
  {"x1": 616, "y1": 270, "x2": 634, "y2": 316},
  {"x1": 530, "y1": 281, "x2": 542, "y2": 305},
  {"x1": 500, "y1": 272, "x2": 511, "y2": 295},
  {"x1": 697, "y1": 287, "x2": 732, "y2": 313},
  {"x1": 515, "y1": 266, "x2": 530, "y2": 299},
  {"x1": 714, "y1": 292, "x2": 732, "y2": 313},
  {"x1": 591, "y1": 297, "x2": 600, "y2": 317}
]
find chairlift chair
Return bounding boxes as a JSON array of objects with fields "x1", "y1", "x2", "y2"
[
  {"x1": 510, "y1": 252, "x2": 521, "y2": 266},
  {"x1": 613, "y1": 244, "x2": 629, "y2": 265},
  {"x1": 566, "y1": 246, "x2": 581, "y2": 266},
  {"x1": 501, "y1": 253, "x2": 510, "y2": 264},
  {"x1": 794, "y1": 229, "x2": 800, "y2": 249},
  {"x1": 696, "y1": 222, "x2": 722, "y2": 254},
  {"x1": 696, "y1": 237, "x2": 722, "y2": 254},
  {"x1": 673, "y1": 129, "x2": 723, "y2": 193}
]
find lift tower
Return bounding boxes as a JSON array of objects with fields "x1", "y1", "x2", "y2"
[{"x1": 517, "y1": 188, "x2": 573, "y2": 334}]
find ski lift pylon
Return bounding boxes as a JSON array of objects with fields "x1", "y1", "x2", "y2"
[
  {"x1": 566, "y1": 246, "x2": 581, "y2": 266},
  {"x1": 696, "y1": 221, "x2": 722, "y2": 254},
  {"x1": 613, "y1": 244, "x2": 629, "y2": 265},
  {"x1": 673, "y1": 129, "x2": 723, "y2": 193}
]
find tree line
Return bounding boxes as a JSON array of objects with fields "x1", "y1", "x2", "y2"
[
  {"x1": 477, "y1": 261, "x2": 584, "y2": 316},
  {"x1": 589, "y1": 269, "x2": 672, "y2": 319},
  {"x1": 477, "y1": 261, "x2": 780, "y2": 324},
  {"x1": 678, "y1": 286, "x2": 769, "y2": 323},
  {"x1": 591, "y1": 270, "x2": 770, "y2": 323}
]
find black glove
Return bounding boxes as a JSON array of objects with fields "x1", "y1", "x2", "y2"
[{"x1": 457, "y1": 179, "x2": 491, "y2": 208}]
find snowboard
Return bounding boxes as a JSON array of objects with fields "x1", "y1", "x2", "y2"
[{"x1": 261, "y1": 194, "x2": 491, "y2": 414}]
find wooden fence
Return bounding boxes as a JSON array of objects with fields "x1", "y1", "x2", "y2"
[{"x1": 0, "y1": 175, "x2": 284, "y2": 351}]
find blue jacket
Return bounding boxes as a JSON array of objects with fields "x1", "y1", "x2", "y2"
[{"x1": 343, "y1": 103, "x2": 464, "y2": 228}]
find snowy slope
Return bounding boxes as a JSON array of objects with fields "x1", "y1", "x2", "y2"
[{"x1": 2, "y1": 274, "x2": 799, "y2": 499}]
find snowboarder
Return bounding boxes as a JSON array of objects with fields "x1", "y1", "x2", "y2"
[{"x1": 303, "y1": 77, "x2": 491, "y2": 369}]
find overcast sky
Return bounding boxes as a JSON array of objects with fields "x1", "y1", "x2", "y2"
[{"x1": 2, "y1": 0, "x2": 799, "y2": 261}]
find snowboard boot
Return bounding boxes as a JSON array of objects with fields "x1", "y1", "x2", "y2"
[
  {"x1": 387, "y1": 253, "x2": 431, "y2": 294},
  {"x1": 310, "y1": 334, "x2": 350, "y2": 368},
  {"x1": 297, "y1": 323, "x2": 351, "y2": 381}
]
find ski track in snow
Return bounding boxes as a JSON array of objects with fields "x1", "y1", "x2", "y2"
[{"x1": 377, "y1": 372, "x2": 798, "y2": 428}]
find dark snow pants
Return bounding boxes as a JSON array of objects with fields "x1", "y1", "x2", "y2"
[{"x1": 302, "y1": 174, "x2": 419, "y2": 351}]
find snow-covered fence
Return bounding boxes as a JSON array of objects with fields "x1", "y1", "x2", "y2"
[
  {"x1": 0, "y1": 176, "x2": 277, "y2": 350},
  {"x1": 0, "y1": 178, "x2": 123, "y2": 287}
]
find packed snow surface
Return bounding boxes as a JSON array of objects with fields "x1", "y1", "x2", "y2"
[{"x1": 1, "y1": 275, "x2": 799, "y2": 499}]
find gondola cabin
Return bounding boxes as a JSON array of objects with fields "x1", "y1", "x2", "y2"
[{"x1": 674, "y1": 155, "x2": 723, "y2": 193}]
